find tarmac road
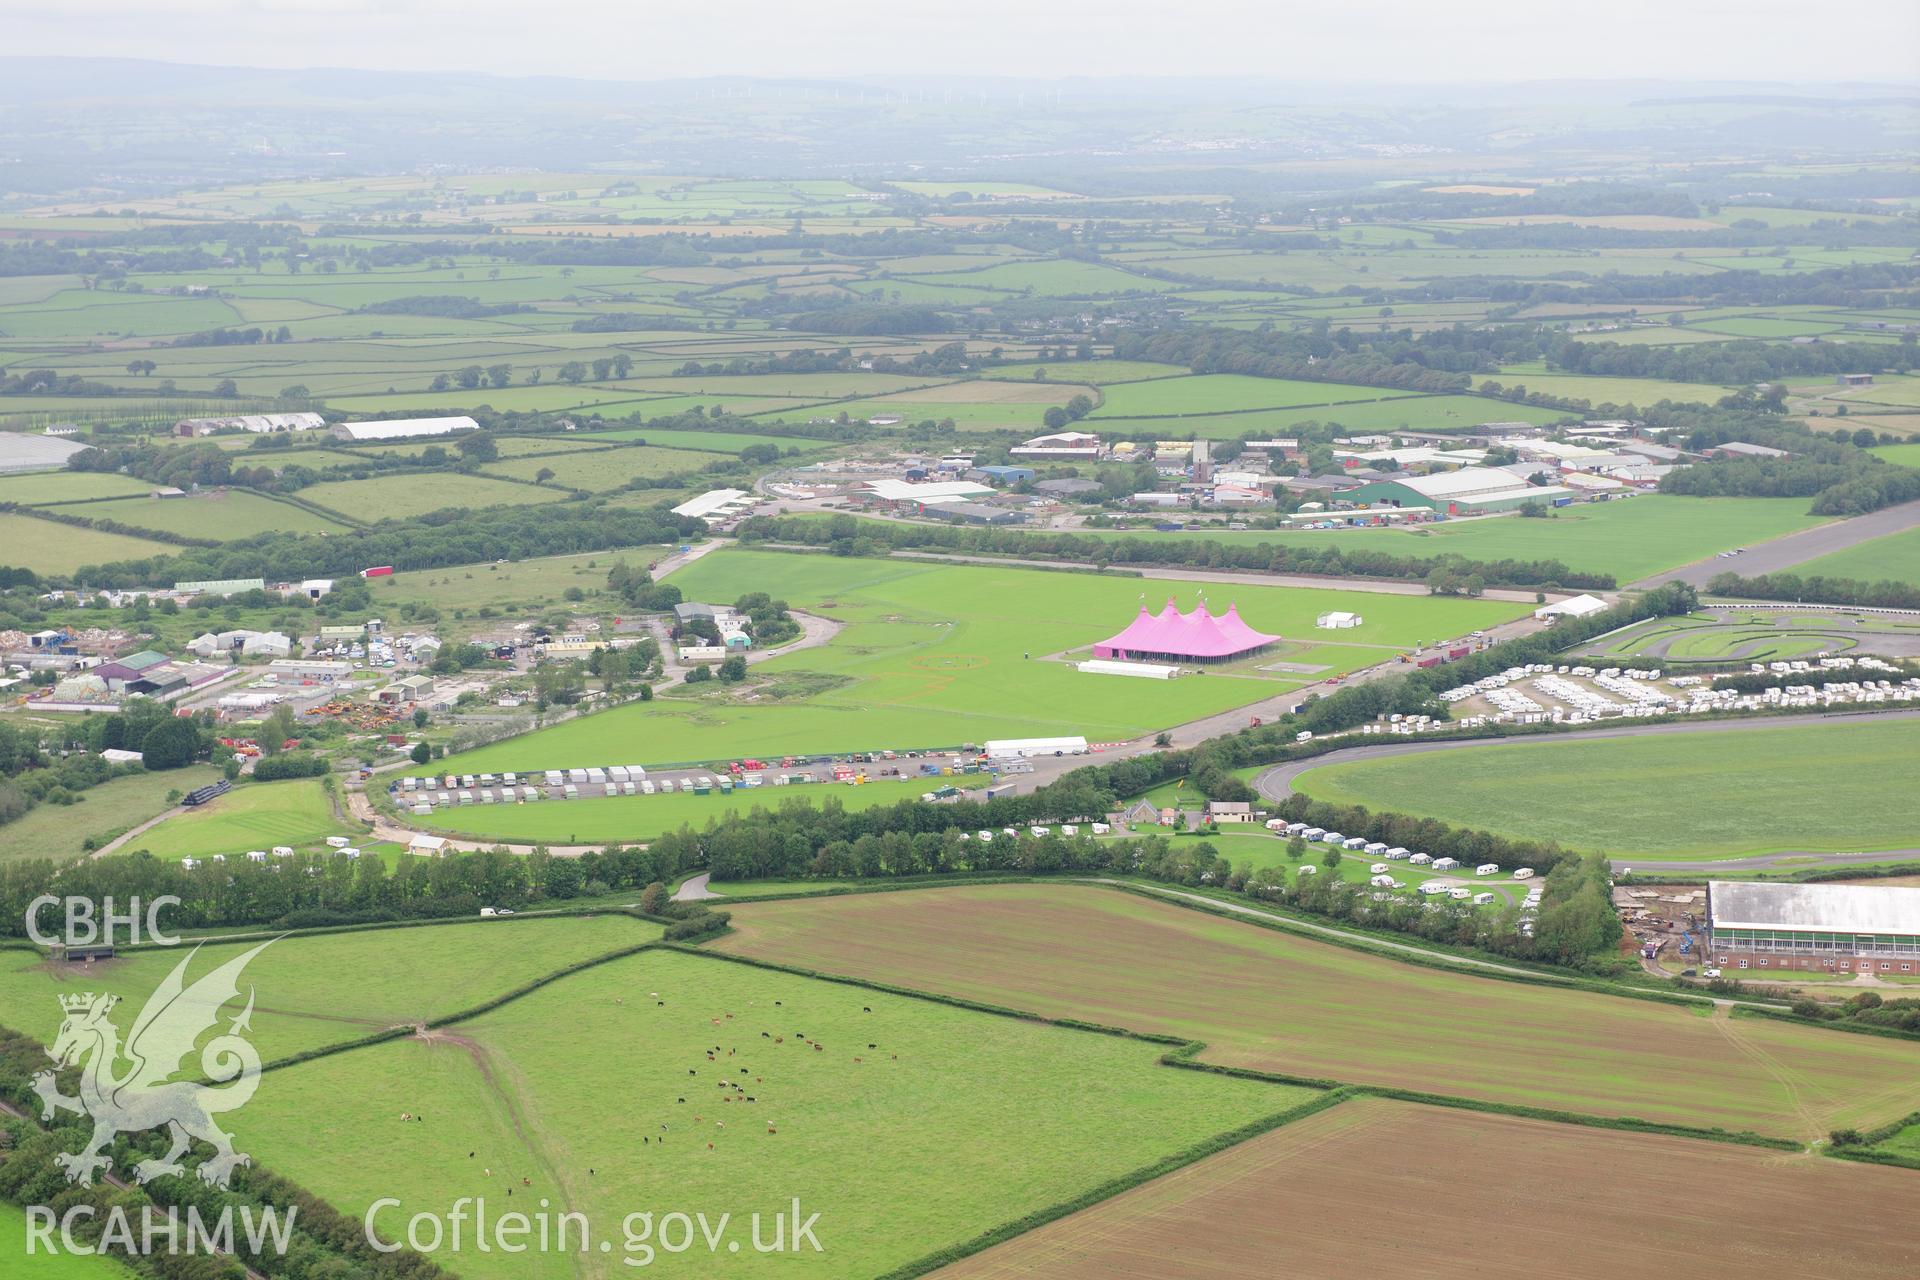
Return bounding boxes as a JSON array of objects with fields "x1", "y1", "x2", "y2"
[
  {"x1": 1249, "y1": 707, "x2": 1920, "y2": 873},
  {"x1": 1635, "y1": 497, "x2": 1920, "y2": 589}
]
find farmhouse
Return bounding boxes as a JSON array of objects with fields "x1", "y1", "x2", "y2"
[
  {"x1": 331, "y1": 415, "x2": 479, "y2": 442},
  {"x1": 1094, "y1": 598, "x2": 1280, "y2": 664},
  {"x1": 1708, "y1": 881, "x2": 1920, "y2": 975},
  {"x1": 174, "y1": 412, "x2": 326, "y2": 436},
  {"x1": 1342, "y1": 467, "x2": 1574, "y2": 515}
]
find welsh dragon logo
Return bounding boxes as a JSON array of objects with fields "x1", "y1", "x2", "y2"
[{"x1": 33, "y1": 941, "x2": 272, "y2": 1189}]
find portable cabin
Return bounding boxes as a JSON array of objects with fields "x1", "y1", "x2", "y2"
[
  {"x1": 1385, "y1": 847, "x2": 1409, "y2": 860},
  {"x1": 503, "y1": 772, "x2": 517, "y2": 785},
  {"x1": 327, "y1": 836, "x2": 352, "y2": 848},
  {"x1": 1285, "y1": 822, "x2": 1309, "y2": 837},
  {"x1": 1091, "y1": 822, "x2": 1111, "y2": 834},
  {"x1": 1473, "y1": 892, "x2": 1496, "y2": 905},
  {"x1": 457, "y1": 790, "x2": 474, "y2": 805},
  {"x1": 478, "y1": 789, "x2": 494, "y2": 803},
  {"x1": 563, "y1": 784, "x2": 579, "y2": 799},
  {"x1": 402, "y1": 777, "x2": 418, "y2": 791},
  {"x1": 1431, "y1": 857, "x2": 1459, "y2": 871},
  {"x1": 622, "y1": 781, "x2": 636, "y2": 795},
  {"x1": 1343, "y1": 836, "x2": 1367, "y2": 850},
  {"x1": 1449, "y1": 887, "x2": 1471, "y2": 900},
  {"x1": 624, "y1": 765, "x2": 647, "y2": 780},
  {"x1": 523, "y1": 786, "x2": 540, "y2": 801},
  {"x1": 1475, "y1": 863, "x2": 1500, "y2": 877},
  {"x1": 546, "y1": 770, "x2": 565, "y2": 785},
  {"x1": 1369, "y1": 863, "x2": 1388, "y2": 875},
  {"x1": 412, "y1": 804, "x2": 433, "y2": 816},
  {"x1": 478, "y1": 773, "x2": 495, "y2": 787},
  {"x1": 181, "y1": 857, "x2": 200, "y2": 870},
  {"x1": 605, "y1": 783, "x2": 619, "y2": 797},
  {"x1": 341, "y1": 848, "x2": 361, "y2": 860},
  {"x1": 1513, "y1": 868, "x2": 1534, "y2": 880},
  {"x1": 1418, "y1": 882, "x2": 1448, "y2": 896},
  {"x1": 568, "y1": 768, "x2": 589, "y2": 784},
  {"x1": 272, "y1": 846, "x2": 294, "y2": 857},
  {"x1": 461, "y1": 775, "x2": 476, "y2": 788},
  {"x1": 1061, "y1": 824, "x2": 1079, "y2": 836},
  {"x1": 247, "y1": 850, "x2": 268, "y2": 863},
  {"x1": 1321, "y1": 831, "x2": 1345, "y2": 845},
  {"x1": 1298, "y1": 865, "x2": 1318, "y2": 875},
  {"x1": 1408, "y1": 852, "x2": 1432, "y2": 865},
  {"x1": 610, "y1": 766, "x2": 631, "y2": 783},
  {"x1": 1370, "y1": 874, "x2": 1394, "y2": 888},
  {"x1": 1030, "y1": 826, "x2": 1050, "y2": 837},
  {"x1": 641, "y1": 779, "x2": 657, "y2": 794},
  {"x1": 1303, "y1": 827, "x2": 1326, "y2": 840},
  {"x1": 586, "y1": 768, "x2": 607, "y2": 786},
  {"x1": 1364, "y1": 842, "x2": 1388, "y2": 855}
]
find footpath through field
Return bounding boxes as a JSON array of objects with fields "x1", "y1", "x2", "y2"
[
  {"x1": 1635, "y1": 496, "x2": 1920, "y2": 588},
  {"x1": 1249, "y1": 707, "x2": 1920, "y2": 872}
]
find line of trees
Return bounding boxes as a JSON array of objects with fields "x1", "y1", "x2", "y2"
[
  {"x1": 738, "y1": 513, "x2": 1616, "y2": 591},
  {"x1": 1705, "y1": 571, "x2": 1920, "y2": 611}
]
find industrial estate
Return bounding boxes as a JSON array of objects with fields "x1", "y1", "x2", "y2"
[{"x1": 0, "y1": 33, "x2": 1916, "y2": 1280}]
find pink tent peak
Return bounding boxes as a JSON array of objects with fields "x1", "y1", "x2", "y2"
[{"x1": 1093, "y1": 597, "x2": 1280, "y2": 661}]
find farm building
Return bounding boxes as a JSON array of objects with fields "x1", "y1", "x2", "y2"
[
  {"x1": 174, "y1": 412, "x2": 326, "y2": 436},
  {"x1": 408, "y1": 834, "x2": 450, "y2": 857},
  {"x1": 1342, "y1": 467, "x2": 1573, "y2": 515},
  {"x1": 975, "y1": 465, "x2": 1036, "y2": 485},
  {"x1": 671, "y1": 488, "x2": 756, "y2": 522},
  {"x1": 43, "y1": 422, "x2": 81, "y2": 438},
  {"x1": 1535, "y1": 594, "x2": 1608, "y2": 622},
  {"x1": 924, "y1": 500, "x2": 1027, "y2": 525},
  {"x1": 0, "y1": 430, "x2": 91, "y2": 475},
  {"x1": 1094, "y1": 598, "x2": 1280, "y2": 664},
  {"x1": 1711, "y1": 441, "x2": 1788, "y2": 460},
  {"x1": 174, "y1": 577, "x2": 267, "y2": 597},
  {"x1": 1009, "y1": 431, "x2": 1101, "y2": 461},
  {"x1": 1835, "y1": 373, "x2": 1874, "y2": 387},
  {"x1": 1707, "y1": 881, "x2": 1920, "y2": 975},
  {"x1": 331, "y1": 415, "x2": 479, "y2": 442},
  {"x1": 376, "y1": 674, "x2": 436, "y2": 705}
]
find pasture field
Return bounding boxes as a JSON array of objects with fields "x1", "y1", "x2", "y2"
[
  {"x1": 0, "y1": 512, "x2": 178, "y2": 575},
  {"x1": 0, "y1": 915, "x2": 658, "y2": 1064},
  {"x1": 1869, "y1": 443, "x2": 1920, "y2": 466},
  {"x1": 1088, "y1": 374, "x2": 1409, "y2": 418},
  {"x1": 935, "y1": 1098, "x2": 1920, "y2": 1280},
  {"x1": 0, "y1": 471, "x2": 153, "y2": 504},
  {"x1": 1872, "y1": 1119, "x2": 1920, "y2": 1161},
  {"x1": 365, "y1": 544, "x2": 670, "y2": 616},
  {"x1": 241, "y1": 947, "x2": 1309, "y2": 1280},
  {"x1": 78, "y1": 491, "x2": 353, "y2": 539},
  {"x1": 1290, "y1": 718, "x2": 1920, "y2": 860},
  {"x1": 983, "y1": 360, "x2": 1188, "y2": 384},
  {"x1": 712, "y1": 883, "x2": 1920, "y2": 1138},
  {"x1": 1488, "y1": 366, "x2": 1737, "y2": 406},
  {"x1": 123, "y1": 779, "x2": 351, "y2": 860},
  {"x1": 1794, "y1": 526, "x2": 1920, "y2": 586},
  {"x1": 1080, "y1": 496, "x2": 1827, "y2": 582},
  {"x1": 586, "y1": 426, "x2": 836, "y2": 453},
  {"x1": 482, "y1": 446, "x2": 733, "y2": 491},
  {"x1": 0, "y1": 1204, "x2": 141, "y2": 1279},
  {"x1": 1076, "y1": 394, "x2": 1573, "y2": 439},
  {"x1": 436, "y1": 549, "x2": 1526, "y2": 772},
  {"x1": 418, "y1": 775, "x2": 985, "y2": 845},
  {"x1": 0, "y1": 765, "x2": 223, "y2": 866},
  {"x1": 297, "y1": 472, "x2": 567, "y2": 520}
]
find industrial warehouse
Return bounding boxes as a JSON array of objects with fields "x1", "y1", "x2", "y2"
[{"x1": 1707, "y1": 881, "x2": 1920, "y2": 976}]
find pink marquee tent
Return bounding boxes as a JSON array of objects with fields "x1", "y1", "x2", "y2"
[{"x1": 1093, "y1": 598, "x2": 1280, "y2": 663}]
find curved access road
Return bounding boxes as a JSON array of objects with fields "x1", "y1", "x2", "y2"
[
  {"x1": 1251, "y1": 708, "x2": 1920, "y2": 873},
  {"x1": 1634, "y1": 497, "x2": 1920, "y2": 589}
]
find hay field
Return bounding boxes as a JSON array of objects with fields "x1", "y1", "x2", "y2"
[
  {"x1": 712, "y1": 883, "x2": 1920, "y2": 1138},
  {"x1": 240, "y1": 948, "x2": 1308, "y2": 1280},
  {"x1": 935, "y1": 1098, "x2": 1920, "y2": 1280}
]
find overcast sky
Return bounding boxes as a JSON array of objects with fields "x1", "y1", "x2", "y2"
[{"x1": 3, "y1": 0, "x2": 1917, "y2": 83}]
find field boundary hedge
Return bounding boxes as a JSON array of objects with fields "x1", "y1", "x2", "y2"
[
  {"x1": 104, "y1": 901, "x2": 658, "y2": 955},
  {"x1": 872, "y1": 1089, "x2": 1354, "y2": 1280},
  {"x1": 425, "y1": 938, "x2": 668, "y2": 1030},
  {"x1": 1730, "y1": 1002, "x2": 1920, "y2": 1044}
]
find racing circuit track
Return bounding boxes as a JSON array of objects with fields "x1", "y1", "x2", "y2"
[{"x1": 1250, "y1": 708, "x2": 1920, "y2": 873}]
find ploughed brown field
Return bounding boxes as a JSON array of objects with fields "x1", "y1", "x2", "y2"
[
  {"x1": 932, "y1": 1098, "x2": 1920, "y2": 1280},
  {"x1": 711, "y1": 883, "x2": 1920, "y2": 1139}
]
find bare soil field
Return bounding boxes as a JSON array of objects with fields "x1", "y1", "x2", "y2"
[
  {"x1": 934, "y1": 1098, "x2": 1920, "y2": 1280},
  {"x1": 711, "y1": 883, "x2": 1920, "y2": 1138}
]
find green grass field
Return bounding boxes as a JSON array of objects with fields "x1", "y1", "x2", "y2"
[
  {"x1": 1291, "y1": 719, "x2": 1920, "y2": 860},
  {"x1": 366, "y1": 544, "x2": 670, "y2": 618},
  {"x1": 1088, "y1": 374, "x2": 1410, "y2": 418},
  {"x1": 1794, "y1": 526, "x2": 1920, "y2": 587},
  {"x1": 0, "y1": 1203, "x2": 140, "y2": 1279},
  {"x1": 419, "y1": 775, "x2": 984, "y2": 845},
  {"x1": 1487, "y1": 368, "x2": 1735, "y2": 407},
  {"x1": 0, "y1": 472, "x2": 154, "y2": 504},
  {"x1": 483, "y1": 446, "x2": 732, "y2": 492},
  {"x1": 0, "y1": 512, "x2": 178, "y2": 575},
  {"x1": 436, "y1": 549, "x2": 1526, "y2": 772},
  {"x1": 125, "y1": 779, "x2": 352, "y2": 860},
  {"x1": 75, "y1": 491, "x2": 352, "y2": 539},
  {"x1": 0, "y1": 765, "x2": 223, "y2": 866},
  {"x1": 297, "y1": 473, "x2": 568, "y2": 521},
  {"x1": 1078, "y1": 496, "x2": 1827, "y2": 582},
  {"x1": 0, "y1": 914, "x2": 659, "y2": 1064},
  {"x1": 240, "y1": 946, "x2": 1307, "y2": 1280},
  {"x1": 1869, "y1": 443, "x2": 1920, "y2": 467},
  {"x1": 714, "y1": 883, "x2": 1920, "y2": 1139}
]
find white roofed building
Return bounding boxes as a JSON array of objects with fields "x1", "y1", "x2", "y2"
[
  {"x1": 332, "y1": 416, "x2": 480, "y2": 442},
  {"x1": 1708, "y1": 881, "x2": 1920, "y2": 973},
  {"x1": 672, "y1": 489, "x2": 757, "y2": 521},
  {"x1": 1009, "y1": 431, "x2": 1101, "y2": 461}
]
